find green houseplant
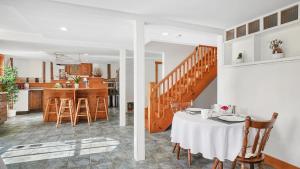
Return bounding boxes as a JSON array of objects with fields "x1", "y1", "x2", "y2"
[
  {"x1": 72, "y1": 76, "x2": 81, "y2": 89},
  {"x1": 0, "y1": 66, "x2": 19, "y2": 117}
]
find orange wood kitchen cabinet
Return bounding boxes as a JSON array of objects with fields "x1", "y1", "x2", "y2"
[
  {"x1": 65, "y1": 64, "x2": 80, "y2": 75},
  {"x1": 65, "y1": 63, "x2": 93, "y2": 76},
  {"x1": 0, "y1": 93, "x2": 7, "y2": 124},
  {"x1": 29, "y1": 90, "x2": 43, "y2": 111},
  {"x1": 79, "y1": 63, "x2": 93, "y2": 76}
]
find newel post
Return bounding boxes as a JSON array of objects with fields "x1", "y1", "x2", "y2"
[{"x1": 148, "y1": 82, "x2": 156, "y2": 131}]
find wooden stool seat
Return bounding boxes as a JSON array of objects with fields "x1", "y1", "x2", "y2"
[
  {"x1": 44, "y1": 97, "x2": 59, "y2": 121},
  {"x1": 74, "y1": 98, "x2": 91, "y2": 125},
  {"x1": 95, "y1": 96, "x2": 108, "y2": 121},
  {"x1": 56, "y1": 98, "x2": 74, "y2": 128}
]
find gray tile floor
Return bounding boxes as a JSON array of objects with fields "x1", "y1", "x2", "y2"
[{"x1": 0, "y1": 109, "x2": 273, "y2": 169}]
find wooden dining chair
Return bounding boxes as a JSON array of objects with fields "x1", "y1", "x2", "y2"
[
  {"x1": 173, "y1": 143, "x2": 193, "y2": 167},
  {"x1": 213, "y1": 112, "x2": 278, "y2": 169},
  {"x1": 172, "y1": 100, "x2": 194, "y2": 166}
]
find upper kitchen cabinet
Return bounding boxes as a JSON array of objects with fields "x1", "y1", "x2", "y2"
[
  {"x1": 79, "y1": 63, "x2": 93, "y2": 76},
  {"x1": 65, "y1": 63, "x2": 93, "y2": 76}
]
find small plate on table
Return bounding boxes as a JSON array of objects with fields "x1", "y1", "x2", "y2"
[
  {"x1": 218, "y1": 115, "x2": 245, "y2": 122},
  {"x1": 186, "y1": 108, "x2": 202, "y2": 112},
  {"x1": 185, "y1": 108, "x2": 202, "y2": 115}
]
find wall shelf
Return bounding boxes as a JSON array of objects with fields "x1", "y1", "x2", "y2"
[
  {"x1": 223, "y1": 2, "x2": 300, "y2": 67},
  {"x1": 224, "y1": 19, "x2": 300, "y2": 44},
  {"x1": 223, "y1": 56, "x2": 300, "y2": 68}
]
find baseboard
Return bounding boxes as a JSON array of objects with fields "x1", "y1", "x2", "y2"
[{"x1": 264, "y1": 154, "x2": 299, "y2": 169}]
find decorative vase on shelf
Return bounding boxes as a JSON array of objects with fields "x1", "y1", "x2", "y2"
[
  {"x1": 270, "y1": 39, "x2": 284, "y2": 59},
  {"x1": 74, "y1": 83, "x2": 79, "y2": 89},
  {"x1": 272, "y1": 52, "x2": 284, "y2": 59},
  {"x1": 234, "y1": 58, "x2": 243, "y2": 64},
  {"x1": 234, "y1": 52, "x2": 244, "y2": 64}
]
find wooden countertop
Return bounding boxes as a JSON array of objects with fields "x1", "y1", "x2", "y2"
[
  {"x1": 44, "y1": 88, "x2": 107, "y2": 91},
  {"x1": 43, "y1": 87, "x2": 108, "y2": 122}
]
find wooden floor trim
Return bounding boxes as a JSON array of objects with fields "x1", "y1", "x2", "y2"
[{"x1": 265, "y1": 154, "x2": 299, "y2": 169}]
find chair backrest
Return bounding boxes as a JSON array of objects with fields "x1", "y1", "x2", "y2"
[
  {"x1": 169, "y1": 99, "x2": 192, "y2": 114},
  {"x1": 241, "y1": 112, "x2": 278, "y2": 159}
]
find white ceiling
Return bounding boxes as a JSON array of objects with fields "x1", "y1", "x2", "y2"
[
  {"x1": 0, "y1": 0, "x2": 298, "y2": 61},
  {"x1": 0, "y1": 40, "x2": 163, "y2": 63},
  {"x1": 52, "y1": 0, "x2": 299, "y2": 29}
]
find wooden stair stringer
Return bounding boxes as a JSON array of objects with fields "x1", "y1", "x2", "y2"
[{"x1": 149, "y1": 64, "x2": 217, "y2": 133}]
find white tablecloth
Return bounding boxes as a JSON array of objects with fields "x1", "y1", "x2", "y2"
[{"x1": 171, "y1": 111, "x2": 245, "y2": 161}]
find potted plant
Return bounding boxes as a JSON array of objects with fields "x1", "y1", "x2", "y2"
[
  {"x1": 72, "y1": 76, "x2": 81, "y2": 89},
  {"x1": 93, "y1": 67, "x2": 102, "y2": 77},
  {"x1": 0, "y1": 66, "x2": 19, "y2": 117},
  {"x1": 234, "y1": 52, "x2": 244, "y2": 64},
  {"x1": 270, "y1": 39, "x2": 284, "y2": 59}
]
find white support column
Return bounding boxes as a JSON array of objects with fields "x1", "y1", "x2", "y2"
[
  {"x1": 133, "y1": 20, "x2": 145, "y2": 161},
  {"x1": 217, "y1": 35, "x2": 224, "y2": 104},
  {"x1": 119, "y1": 49, "x2": 127, "y2": 126}
]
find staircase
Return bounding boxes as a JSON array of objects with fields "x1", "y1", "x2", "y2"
[{"x1": 145, "y1": 45, "x2": 217, "y2": 133}]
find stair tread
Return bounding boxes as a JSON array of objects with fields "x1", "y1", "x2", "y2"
[{"x1": 146, "y1": 45, "x2": 217, "y2": 133}]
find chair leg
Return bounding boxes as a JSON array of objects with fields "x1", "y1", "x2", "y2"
[
  {"x1": 69, "y1": 100, "x2": 74, "y2": 126},
  {"x1": 44, "y1": 100, "x2": 50, "y2": 121},
  {"x1": 176, "y1": 144, "x2": 180, "y2": 160},
  {"x1": 231, "y1": 159, "x2": 237, "y2": 169},
  {"x1": 212, "y1": 159, "x2": 220, "y2": 169},
  {"x1": 55, "y1": 99, "x2": 59, "y2": 116},
  {"x1": 56, "y1": 101, "x2": 63, "y2": 128},
  {"x1": 74, "y1": 100, "x2": 81, "y2": 126},
  {"x1": 258, "y1": 162, "x2": 265, "y2": 169},
  {"x1": 60, "y1": 107, "x2": 64, "y2": 125},
  {"x1": 241, "y1": 163, "x2": 246, "y2": 169},
  {"x1": 104, "y1": 98, "x2": 108, "y2": 120},
  {"x1": 172, "y1": 143, "x2": 178, "y2": 153},
  {"x1": 250, "y1": 163, "x2": 255, "y2": 169},
  {"x1": 95, "y1": 98, "x2": 99, "y2": 121},
  {"x1": 85, "y1": 100, "x2": 91, "y2": 125},
  {"x1": 188, "y1": 149, "x2": 192, "y2": 166},
  {"x1": 218, "y1": 161, "x2": 223, "y2": 169}
]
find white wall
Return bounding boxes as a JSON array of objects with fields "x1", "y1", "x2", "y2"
[
  {"x1": 126, "y1": 58, "x2": 157, "y2": 105},
  {"x1": 145, "y1": 41, "x2": 218, "y2": 109},
  {"x1": 193, "y1": 79, "x2": 217, "y2": 109},
  {"x1": 227, "y1": 23, "x2": 300, "y2": 65},
  {"x1": 232, "y1": 37, "x2": 255, "y2": 63},
  {"x1": 12, "y1": 57, "x2": 121, "y2": 82},
  {"x1": 126, "y1": 58, "x2": 134, "y2": 103},
  {"x1": 12, "y1": 58, "x2": 54, "y2": 82},
  {"x1": 218, "y1": 61, "x2": 300, "y2": 167},
  {"x1": 14, "y1": 59, "x2": 43, "y2": 79},
  {"x1": 146, "y1": 42, "x2": 195, "y2": 76},
  {"x1": 259, "y1": 24, "x2": 300, "y2": 61},
  {"x1": 93, "y1": 62, "x2": 119, "y2": 79}
]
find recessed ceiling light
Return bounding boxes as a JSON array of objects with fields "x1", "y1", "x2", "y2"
[
  {"x1": 162, "y1": 32, "x2": 169, "y2": 36},
  {"x1": 177, "y1": 34, "x2": 182, "y2": 38},
  {"x1": 60, "y1": 27, "x2": 68, "y2": 31}
]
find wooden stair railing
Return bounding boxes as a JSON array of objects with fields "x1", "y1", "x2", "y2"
[{"x1": 145, "y1": 45, "x2": 217, "y2": 133}]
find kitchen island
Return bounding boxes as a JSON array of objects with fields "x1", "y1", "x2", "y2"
[
  {"x1": 0, "y1": 92, "x2": 7, "y2": 124},
  {"x1": 43, "y1": 88, "x2": 108, "y2": 122}
]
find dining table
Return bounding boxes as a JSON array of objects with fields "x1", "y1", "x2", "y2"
[{"x1": 171, "y1": 110, "x2": 249, "y2": 162}]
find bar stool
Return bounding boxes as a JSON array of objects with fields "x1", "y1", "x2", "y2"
[
  {"x1": 44, "y1": 97, "x2": 59, "y2": 121},
  {"x1": 95, "y1": 96, "x2": 108, "y2": 121},
  {"x1": 74, "y1": 98, "x2": 91, "y2": 125},
  {"x1": 56, "y1": 98, "x2": 74, "y2": 128}
]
